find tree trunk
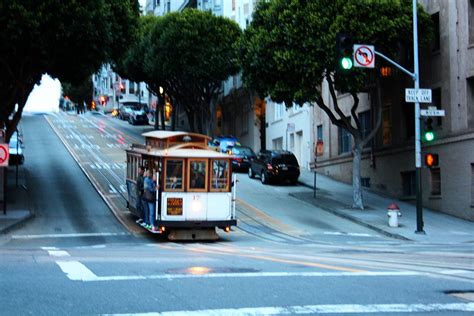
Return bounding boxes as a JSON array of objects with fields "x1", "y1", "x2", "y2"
[
  {"x1": 352, "y1": 140, "x2": 364, "y2": 209},
  {"x1": 160, "y1": 106, "x2": 166, "y2": 130},
  {"x1": 171, "y1": 98, "x2": 177, "y2": 131}
]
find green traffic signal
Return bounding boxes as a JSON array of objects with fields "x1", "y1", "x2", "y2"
[
  {"x1": 424, "y1": 131, "x2": 435, "y2": 142},
  {"x1": 341, "y1": 57, "x2": 353, "y2": 70},
  {"x1": 423, "y1": 117, "x2": 435, "y2": 142}
]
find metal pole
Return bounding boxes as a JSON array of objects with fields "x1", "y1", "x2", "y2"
[
  {"x1": 3, "y1": 167, "x2": 6, "y2": 215},
  {"x1": 15, "y1": 131, "x2": 19, "y2": 187},
  {"x1": 413, "y1": 0, "x2": 424, "y2": 234}
]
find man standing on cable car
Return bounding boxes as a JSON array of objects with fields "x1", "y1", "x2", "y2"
[{"x1": 136, "y1": 166, "x2": 146, "y2": 224}]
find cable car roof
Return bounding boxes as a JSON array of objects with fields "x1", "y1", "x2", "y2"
[
  {"x1": 128, "y1": 146, "x2": 232, "y2": 159},
  {"x1": 142, "y1": 130, "x2": 211, "y2": 141}
]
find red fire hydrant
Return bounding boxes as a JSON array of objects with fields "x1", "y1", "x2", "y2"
[{"x1": 387, "y1": 203, "x2": 402, "y2": 227}]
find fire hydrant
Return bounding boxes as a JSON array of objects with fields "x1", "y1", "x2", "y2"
[{"x1": 387, "y1": 203, "x2": 402, "y2": 227}]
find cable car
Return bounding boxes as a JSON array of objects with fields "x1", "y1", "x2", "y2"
[{"x1": 125, "y1": 131, "x2": 237, "y2": 240}]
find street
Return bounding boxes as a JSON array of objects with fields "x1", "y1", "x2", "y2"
[{"x1": 0, "y1": 112, "x2": 473, "y2": 315}]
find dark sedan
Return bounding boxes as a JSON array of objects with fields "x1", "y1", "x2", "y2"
[
  {"x1": 230, "y1": 145, "x2": 256, "y2": 172},
  {"x1": 248, "y1": 150, "x2": 300, "y2": 184}
]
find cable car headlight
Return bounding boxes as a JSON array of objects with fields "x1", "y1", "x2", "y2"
[{"x1": 191, "y1": 199, "x2": 202, "y2": 213}]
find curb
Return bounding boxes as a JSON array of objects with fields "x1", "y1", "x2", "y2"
[
  {"x1": 0, "y1": 212, "x2": 35, "y2": 235},
  {"x1": 294, "y1": 181, "x2": 412, "y2": 241}
]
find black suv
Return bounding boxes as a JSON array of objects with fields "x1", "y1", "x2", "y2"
[{"x1": 248, "y1": 150, "x2": 300, "y2": 184}]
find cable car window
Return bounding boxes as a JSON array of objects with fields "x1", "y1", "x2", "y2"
[
  {"x1": 165, "y1": 159, "x2": 184, "y2": 191},
  {"x1": 188, "y1": 159, "x2": 207, "y2": 191},
  {"x1": 211, "y1": 159, "x2": 229, "y2": 191}
]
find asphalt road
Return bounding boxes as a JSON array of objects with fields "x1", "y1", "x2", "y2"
[{"x1": 0, "y1": 112, "x2": 472, "y2": 315}]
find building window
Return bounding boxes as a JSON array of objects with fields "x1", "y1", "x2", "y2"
[
  {"x1": 361, "y1": 177, "x2": 371, "y2": 188},
  {"x1": 401, "y1": 171, "x2": 416, "y2": 197},
  {"x1": 274, "y1": 103, "x2": 284, "y2": 121},
  {"x1": 317, "y1": 124, "x2": 323, "y2": 141},
  {"x1": 430, "y1": 168, "x2": 441, "y2": 196},
  {"x1": 338, "y1": 126, "x2": 352, "y2": 154},
  {"x1": 359, "y1": 110, "x2": 372, "y2": 147},
  {"x1": 468, "y1": 78, "x2": 474, "y2": 128},
  {"x1": 383, "y1": 105, "x2": 392, "y2": 146},
  {"x1": 272, "y1": 137, "x2": 283, "y2": 150},
  {"x1": 469, "y1": 0, "x2": 474, "y2": 44},
  {"x1": 471, "y1": 164, "x2": 474, "y2": 205},
  {"x1": 129, "y1": 82, "x2": 135, "y2": 94},
  {"x1": 432, "y1": 88, "x2": 442, "y2": 126},
  {"x1": 431, "y1": 12, "x2": 440, "y2": 52}
]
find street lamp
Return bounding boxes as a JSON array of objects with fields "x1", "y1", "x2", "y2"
[{"x1": 154, "y1": 86, "x2": 164, "y2": 130}]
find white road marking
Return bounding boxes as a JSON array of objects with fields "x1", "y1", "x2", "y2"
[
  {"x1": 56, "y1": 261, "x2": 97, "y2": 281},
  {"x1": 48, "y1": 250, "x2": 71, "y2": 257},
  {"x1": 109, "y1": 184, "x2": 118, "y2": 194},
  {"x1": 323, "y1": 232, "x2": 373, "y2": 237},
  {"x1": 12, "y1": 232, "x2": 130, "y2": 239},
  {"x1": 57, "y1": 262, "x2": 421, "y2": 282},
  {"x1": 105, "y1": 303, "x2": 474, "y2": 315}
]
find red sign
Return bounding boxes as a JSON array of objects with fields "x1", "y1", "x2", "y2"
[
  {"x1": 316, "y1": 140, "x2": 324, "y2": 156},
  {"x1": 0, "y1": 144, "x2": 9, "y2": 167}
]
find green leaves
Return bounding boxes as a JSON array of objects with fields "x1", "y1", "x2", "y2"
[{"x1": 239, "y1": 0, "x2": 433, "y2": 106}]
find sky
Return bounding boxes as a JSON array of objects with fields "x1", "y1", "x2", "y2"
[
  {"x1": 24, "y1": 74, "x2": 61, "y2": 113},
  {"x1": 24, "y1": 1, "x2": 147, "y2": 113}
]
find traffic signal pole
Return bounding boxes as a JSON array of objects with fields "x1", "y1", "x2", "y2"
[
  {"x1": 412, "y1": 0, "x2": 425, "y2": 234},
  {"x1": 372, "y1": 0, "x2": 425, "y2": 234}
]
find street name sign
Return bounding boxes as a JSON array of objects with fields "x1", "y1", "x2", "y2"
[
  {"x1": 0, "y1": 143, "x2": 9, "y2": 167},
  {"x1": 353, "y1": 44, "x2": 375, "y2": 68},
  {"x1": 405, "y1": 88, "x2": 432, "y2": 103},
  {"x1": 421, "y1": 107, "x2": 445, "y2": 117}
]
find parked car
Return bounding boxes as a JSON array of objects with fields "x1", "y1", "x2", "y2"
[
  {"x1": 118, "y1": 103, "x2": 148, "y2": 125},
  {"x1": 248, "y1": 150, "x2": 300, "y2": 184},
  {"x1": 8, "y1": 131, "x2": 24, "y2": 165},
  {"x1": 210, "y1": 136, "x2": 240, "y2": 153},
  {"x1": 229, "y1": 145, "x2": 256, "y2": 172},
  {"x1": 128, "y1": 108, "x2": 148, "y2": 125}
]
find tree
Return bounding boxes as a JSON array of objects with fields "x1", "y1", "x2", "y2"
[
  {"x1": 143, "y1": 9, "x2": 242, "y2": 134},
  {"x1": 239, "y1": 0, "x2": 432, "y2": 209},
  {"x1": 62, "y1": 77, "x2": 93, "y2": 109},
  {"x1": 0, "y1": 0, "x2": 139, "y2": 142}
]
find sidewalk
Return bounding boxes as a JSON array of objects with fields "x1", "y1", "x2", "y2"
[
  {"x1": 295, "y1": 170, "x2": 474, "y2": 243},
  {"x1": 0, "y1": 166, "x2": 34, "y2": 234}
]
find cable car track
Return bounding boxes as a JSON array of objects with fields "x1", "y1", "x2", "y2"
[{"x1": 51, "y1": 112, "x2": 323, "y2": 244}]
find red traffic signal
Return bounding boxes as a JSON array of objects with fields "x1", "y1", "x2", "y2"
[{"x1": 424, "y1": 153, "x2": 439, "y2": 168}]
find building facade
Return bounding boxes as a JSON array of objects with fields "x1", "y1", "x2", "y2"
[{"x1": 92, "y1": 65, "x2": 148, "y2": 113}]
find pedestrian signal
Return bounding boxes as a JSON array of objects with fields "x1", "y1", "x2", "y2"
[{"x1": 424, "y1": 153, "x2": 438, "y2": 168}]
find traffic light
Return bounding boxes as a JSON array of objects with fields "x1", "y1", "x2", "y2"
[
  {"x1": 336, "y1": 33, "x2": 353, "y2": 71},
  {"x1": 100, "y1": 96, "x2": 106, "y2": 105},
  {"x1": 424, "y1": 153, "x2": 439, "y2": 168},
  {"x1": 119, "y1": 83, "x2": 125, "y2": 93},
  {"x1": 423, "y1": 117, "x2": 435, "y2": 142}
]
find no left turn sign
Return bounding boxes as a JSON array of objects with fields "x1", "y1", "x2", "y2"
[
  {"x1": 0, "y1": 143, "x2": 9, "y2": 167},
  {"x1": 353, "y1": 44, "x2": 375, "y2": 68}
]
